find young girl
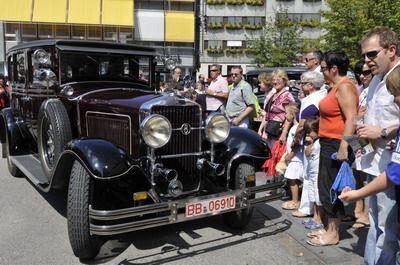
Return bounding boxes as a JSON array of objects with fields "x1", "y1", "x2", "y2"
[
  {"x1": 303, "y1": 117, "x2": 324, "y2": 230},
  {"x1": 281, "y1": 103, "x2": 303, "y2": 210}
]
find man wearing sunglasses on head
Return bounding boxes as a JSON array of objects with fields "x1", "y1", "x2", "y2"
[
  {"x1": 358, "y1": 27, "x2": 400, "y2": 265},
  {"x1": 205, "y1": 64, "x2": 229, "y2": 114}
]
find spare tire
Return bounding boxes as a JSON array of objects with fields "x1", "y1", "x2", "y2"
[{"x1": 38, "y1": 99, "x2": 72, "y2": 180}]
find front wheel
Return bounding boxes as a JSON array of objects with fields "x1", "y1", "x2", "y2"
[
  {"x1": 67, "y1": 160, "x2": 101, "y2": 259},
  {"x1": 223, "y1": 162, "x2": 255, "y2": 229}
]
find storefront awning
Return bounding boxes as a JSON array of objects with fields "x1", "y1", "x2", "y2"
[
  {"x1": 102, "y1": 0, "x2": 134, "y2": 26},
  {"x1": 68, "y1": 0, "x2": 101, "y2": 24},
  {"x1": 165, "y1": 12, "x2": 194, "y2": 42},
  {"x1": 32, "y1": 0, "x2": 68, "y2": 23},
  {"x1": 0, "y1": 0, "x2": 33, "y2": 22}
]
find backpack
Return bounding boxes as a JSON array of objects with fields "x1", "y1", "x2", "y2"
[{"x1": 229, "y1": 82, "x2": 260, "y2": 119}]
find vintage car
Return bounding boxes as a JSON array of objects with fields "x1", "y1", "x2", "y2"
[{"x1": 0, "y1": 40, "x2": 281, "y2": 259}]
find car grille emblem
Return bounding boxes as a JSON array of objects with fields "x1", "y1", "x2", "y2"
[{"x1": 181, "y1": 123, "x2": 192, "y2": 135}]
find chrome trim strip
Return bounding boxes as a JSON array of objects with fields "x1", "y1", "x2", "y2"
[
  {"x1": 72, "y1": 87, "x2": 154, "y2": 101},
  {"x1": 157, "y1": 152, "x2": 209, "y2": 159},
  {"x1": 85, "y1": 111, "x2": 132, "y2": 154}
]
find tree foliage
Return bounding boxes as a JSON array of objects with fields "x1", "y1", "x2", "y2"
[
  {"x1": 248, "y1": 10, "x2": 303, "y2": 67},
  {"x1": 321, "y1": 0, "x2": 400, "y2": 64}
]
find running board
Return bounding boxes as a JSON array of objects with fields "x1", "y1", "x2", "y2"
[{"x1": 9, "y1": 155, "x2": 49, "y2": 187}]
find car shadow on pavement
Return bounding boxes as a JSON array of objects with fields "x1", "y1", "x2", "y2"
[{"x1": 82, "y1": 204, "x2": 290, "y2": 264}]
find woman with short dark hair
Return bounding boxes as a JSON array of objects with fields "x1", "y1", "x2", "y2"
[{"x1": 307, "y1": 51, "x2": 358, "y2": 246}]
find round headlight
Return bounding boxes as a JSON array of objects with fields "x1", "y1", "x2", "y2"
[
  {"x1": 141, "y1": 114, "x2": 172, "y2": 149},
  {"x1": 205, "y1": 114, "x2": 230, "y2": 143}
]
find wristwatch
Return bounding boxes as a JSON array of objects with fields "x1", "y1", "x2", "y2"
[{"x1": 381, "y1": 128, "x2": 388, "y2": 139}]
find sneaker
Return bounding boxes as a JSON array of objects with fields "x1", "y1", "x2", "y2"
[{"x1": 302, "y1": 218, "x2": 315, "y2": 226}]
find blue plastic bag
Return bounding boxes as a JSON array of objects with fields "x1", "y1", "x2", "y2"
[{"x1": 330, "y1": 153, "x2": 356, "y2": 204}]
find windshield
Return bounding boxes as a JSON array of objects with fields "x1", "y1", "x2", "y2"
[{"x1": 60, "y1": 52, "x2": 151, "y2": 85}]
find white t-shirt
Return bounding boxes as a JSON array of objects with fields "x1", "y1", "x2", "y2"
[
  {"x1": 286, "y1": 124, "x2": 303, "y2": 163},
  {"x1": 305, "y1": 139, "x2": 320, "y2": 177}
]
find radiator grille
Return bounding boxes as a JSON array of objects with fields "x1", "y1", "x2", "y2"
[
  {"x1": 151, "y1": 105, "x2": 202, "y2": 191},
  {"x1": 86, "y1": 114, "x2": 131, "y2": 153}
]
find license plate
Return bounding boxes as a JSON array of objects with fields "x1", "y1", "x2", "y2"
[{"x1": 185, "y1": 195, "x2": 236, "y2": 218}]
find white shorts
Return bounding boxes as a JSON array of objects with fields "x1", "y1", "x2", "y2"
[
  {"x1": 307, "y1": 173, "x2": 321, "y2": 206},
  {"x1": 284, "y1": 161, "x2": 304, "y2": 180}
]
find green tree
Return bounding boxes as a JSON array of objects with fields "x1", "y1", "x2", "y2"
[
  {"x1": 321, "y1": 0, "x2": 400, "y2": 64},
  {"x1": 247, "y1": 10, "x2": 303, "y2": 67}
]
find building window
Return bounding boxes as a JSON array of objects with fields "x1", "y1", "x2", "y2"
[
  {"x1": 5, "y1": 23, "x2": 20, "y2": 41},
  {"x1": 38, "y1": 24, "x2": 54, "y2": 39},
  {"x1": 168, "y1": 1, "x2": 194, "y2": 11},
  {"x1": 55, "y1": 24, "x2": 70, "y2": 39},
  {"x1": 119, "y1": 27, "x2": 134, "y2": 43},
  {"x1": 104, "y1": 26, "x2": 118, "y2": 41},
  {"x1": 227, "y1": 17, "x2": 242, "y2": 24},
  {"x1": 21, "y1": 23, "x2": 37, "y2": 41},
  {"x1": 87, "y1": 25, "x2": 102, "y2": 40},
  {"x1": 136, "y1": 0, "x2": 164, "y2": 10},
  {"x1": 71, "y1": 25, "x2": 86, "y2": 39}
]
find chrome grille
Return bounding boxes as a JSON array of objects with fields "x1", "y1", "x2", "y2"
[
  {"x1": 151, "y1": 105, "x2": 202, "y2": 191},
  {"x1": 86, "y1": 113, "x2": 131, "y2": 153}
]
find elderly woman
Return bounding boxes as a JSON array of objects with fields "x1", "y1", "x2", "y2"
[
  {"x1": 307, "y1": 51, "x2": 358, "y2": 246},
  {"x1": 258, "y1": 69, "x2": 295, "y2": 148},
  {"x1": 291, "y1": 71, "x2": 327, "y2": 227}
]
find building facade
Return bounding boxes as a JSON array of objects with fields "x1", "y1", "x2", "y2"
[
  {"x1": 199, "y1": 0, "x2": 327, "y2": 78},
  {"x1": 0, "y1": 0, "x2": 199, "y2": 80}
]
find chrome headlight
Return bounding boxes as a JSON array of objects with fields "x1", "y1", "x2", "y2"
[
  {"x1": 140, "y1": 114, "x2": 172, "y2": 149},
  {"x1": 205, "y1": 114, "x2": 230, "y2": 143}
]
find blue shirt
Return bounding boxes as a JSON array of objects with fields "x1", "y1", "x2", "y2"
[{"x1": 386, "y1": 128, "x2": 400, "y2": 186}]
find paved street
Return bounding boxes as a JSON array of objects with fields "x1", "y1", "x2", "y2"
[{"x1": 0, "y1": 158, "x2": 365, "y2": 265}]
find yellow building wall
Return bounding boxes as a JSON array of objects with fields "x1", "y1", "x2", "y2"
[
  {"x1": 32, "y1": 0, "x2": 68, "y2": 23},
  {"x1": 165, "y1": 12, "x2": 194, "y2": 42},
  {"x1": 68, "y1": 0, "x2": 101, "y2": 24},
  {"x1": 0, "y1": 0, "x2": 33, "y2": 22}
]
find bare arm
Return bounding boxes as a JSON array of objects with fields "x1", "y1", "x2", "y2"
[
  {"x1": 232, "y1": 105, "x2": 254, "y2": 126},
  {"x1": 336, "y1": 83, "x2": 358, "y2": 161},
  {"x1": 339, "y1": 172, "x2": 393, "y2": 202}
]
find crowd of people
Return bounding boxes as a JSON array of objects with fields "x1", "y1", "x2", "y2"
[{"x1": 267, "y1": 27, "x2": 400, "y2": 265}]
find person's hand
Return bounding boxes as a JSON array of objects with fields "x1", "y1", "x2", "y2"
[
  {"x1": 260, "y1": 109, "x2": 266, "y2": 117},
  {"x1": 231, "y1": 117, "x2": 240, "y2": 126},
  {"x1": 357, "y1": 124, "x2": 381, "y2": 140},
  {"x1": 279, "y1": 133, "x2": 286, "y2": 144},
  {"x1": 258, "y1": 129, "x2": 263, "y2": 136},
  {"x1": 304, "y1": 135, "x2": 313, "y2": 145},
  {"x1": 338, "y1": 187, "x2": 359, "y2": 203},
  {"x1": 337, "y1": 142, "x2": 348, "y2": 161},
  {"x1": 285, "y1": 152, "x2": 294, "y2": 162}
]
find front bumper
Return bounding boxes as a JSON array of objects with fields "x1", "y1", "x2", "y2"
[{"x1": 89, "y1": 181, "x2": 283, "y2": 236}]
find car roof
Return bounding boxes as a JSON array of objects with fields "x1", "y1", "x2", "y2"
[
  {"x1": 7, "y1": 39, "x2": 157, "y2": 56},
  {"x1": 246, "y1": 66, "x2": 307, "y2": 76}
]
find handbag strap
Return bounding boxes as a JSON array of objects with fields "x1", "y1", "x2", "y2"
[{"x1": 265, "y1": 90, "x2": 289, "y2": 120}]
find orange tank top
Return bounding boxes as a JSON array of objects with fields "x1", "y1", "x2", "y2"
[{"x1": 319, "y1": 78, "x2": 358, "y2": 140}]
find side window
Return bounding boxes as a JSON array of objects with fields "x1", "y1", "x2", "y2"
[
  {"x1": 30, "y1": 49, "x2": 57, "y2": 87},
  {"x1": 16, "y1": 53, "x2": 26, "y2": 84}
]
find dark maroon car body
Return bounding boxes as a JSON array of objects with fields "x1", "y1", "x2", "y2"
[{"x1": 0, "y1": 40, "x2": 279, "y2": 260}]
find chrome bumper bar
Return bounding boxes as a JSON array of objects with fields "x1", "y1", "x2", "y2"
[{"x1": 89, "y1": 181, "x2": 283, "y2": 236}]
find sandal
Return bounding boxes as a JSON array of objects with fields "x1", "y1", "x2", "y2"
[
  {"x1": 306, "y1": 229, "x2": 326, "y2": 238},
  {"x1": 306, "y1": 236, "x2": 339, "y2": 247},
  {"x1": 281, "y1": 201, "x2": 300, "y2": 210},
  {"x1": 352, "y1": 218, "x2": 370, "y2": 229},
  {"x1": 292, "y1": 210, "x2": 312, "y2": 218}
]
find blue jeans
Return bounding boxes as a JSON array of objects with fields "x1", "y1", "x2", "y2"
[{"x1": 364, "y1": 174, "x2": 399, "y2": 265}]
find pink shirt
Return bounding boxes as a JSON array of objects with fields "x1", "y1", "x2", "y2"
[{"x1": 206, "y1": 75, "x2": 228, "y2": 111}]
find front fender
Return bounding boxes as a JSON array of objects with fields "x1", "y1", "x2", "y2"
[
  {"x1": 215, "y1": 127, "x2": 271, "y2": 172},
  {"x1": 59, "y1": 138, "x2": 137, "y2": 179},
  {"x1": 0, "y1": 108, "x2": 36, "y2": 155}
]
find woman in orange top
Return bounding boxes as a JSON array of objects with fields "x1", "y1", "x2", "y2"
[{"x1": 307, "y1": 51, "x2": 358, "y2": 246}]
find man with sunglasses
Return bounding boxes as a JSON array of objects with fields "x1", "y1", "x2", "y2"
[
  {"x1": 225, "y1": 66, "x2": 255, "y2": 128},
  {"x1": 358, "y1": 27, "x2": 400, "y2": 265},
  {"x1": 205, "y1": 64, "x2": 229, "y2": 114},
  {"x1": 304, "y1": 50, "x2": 323, "y2": 72}
]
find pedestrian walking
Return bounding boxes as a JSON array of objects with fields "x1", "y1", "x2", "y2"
[{"x1": 205, "y1": 64, "x2": 229, "y2": 114}]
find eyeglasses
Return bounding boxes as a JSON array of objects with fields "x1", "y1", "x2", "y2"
[
  {"x1": 210, "y1": 69, "x2": 219, "y2": 72},
  {"x1": 361, "y1": 49, "x2": 383, "y2": 59},
  {"x1": 300, "y1": 82, "x2": 311, "y2": 86},
  {"x1": 361, "y1": 70, "x2": 372, "y2": 76},
  {"x1": 305, "y1": 57, "x2": 316, "y2": 62},
  {"x1": 231, "y1": 73, "x2": 241, "y2": 77}
]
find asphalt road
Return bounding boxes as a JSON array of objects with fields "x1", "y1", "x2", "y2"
[{"x1": 0, "y1": 157, "x2": 364, "y2": 265}]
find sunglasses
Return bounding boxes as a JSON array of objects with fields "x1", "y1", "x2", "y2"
[
  {"x1": 210, "y1": 69, "x2": 219, "y2": 72},
  {"x1": 305, "y1": 57, "x2": 315, "y2": 62},
  {"x1": 231, "y1": 73, "x2": 241, "y2": 77},
  {"x1": 361, "y1": 49, "x2": 383, "y2": 59},
  {"x1": 300, "y1": 82, "x2": 311, "y2": 86},
  {"x1": 320, "y1": 66, "x2": 330, "y2": 72},
  {"x1": 361, "y1": 70, "x2": 372, "y2": 76}
]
